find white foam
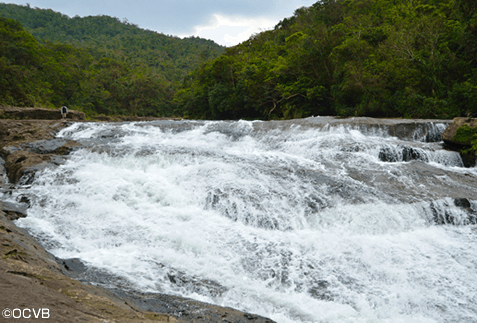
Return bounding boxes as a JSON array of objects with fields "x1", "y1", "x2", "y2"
[{"x1": 15, "y1": 120, "x2": 477, "y2": 323}]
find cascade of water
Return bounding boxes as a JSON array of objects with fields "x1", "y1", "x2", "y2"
[{"x1": 14, "y1": 118, "x2": 477, "y2": 323}]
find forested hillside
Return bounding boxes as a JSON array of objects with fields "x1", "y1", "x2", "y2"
[
  {"x1": 0, "y1": 3, "x2": 225, "y2": 118},
  {"x1": 0, "y1": 3, "x2": 224, "y2": 83},
  {"x1": 2, "y1": 1, "x2": 476, "y2": 120},
  {"x1": 175, "y1": 0, "x2": 477, "y2": 120},
  {"x1": 0, "y1": 16, "x2": 178, "y2": 116}
]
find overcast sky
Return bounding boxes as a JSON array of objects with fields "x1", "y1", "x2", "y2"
[{"x1": 4, "y1": 0, "x2": 317, "y2": 46}]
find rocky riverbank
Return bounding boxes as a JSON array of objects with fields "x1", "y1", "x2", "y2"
[{"x1": 0, "y1": 108, "x2": 275, "y2": 323}]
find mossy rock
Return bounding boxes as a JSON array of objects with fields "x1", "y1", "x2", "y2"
[
  {"x1": 442, "y1": 117, "x2": 477, "y2": 167},
  {"x1": 443, "y1": 118, "x2": 477, "y2": 147},
  {"x1": 454, "y1": 124, "x2": 477, "y2": 146}
]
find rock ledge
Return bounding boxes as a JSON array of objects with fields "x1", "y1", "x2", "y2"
[{"x1": 0, "y1": 106, "x2": 85, "y2": 120}]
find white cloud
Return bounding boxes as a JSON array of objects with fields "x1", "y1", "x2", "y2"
[
  {"x1": 189, "y1": 14, "x2": 277, "y2": 47},
  {"x1": 7, "y1": 0, "x2": 318, "y2": 46}
]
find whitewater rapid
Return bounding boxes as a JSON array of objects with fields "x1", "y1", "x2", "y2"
[{"x1": 13, "y1": 118, "x2": 477, "y2": 323}]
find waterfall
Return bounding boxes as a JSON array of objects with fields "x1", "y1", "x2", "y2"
[{"x1": 14, "y1": 117, "x2": 477, "y2": 323}]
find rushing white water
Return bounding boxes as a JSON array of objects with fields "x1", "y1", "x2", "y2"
[{"x1": 14, "y1": 118, "x2": 477, "y2": 323}]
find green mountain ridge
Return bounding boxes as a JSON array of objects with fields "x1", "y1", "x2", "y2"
[{"x1": 0, "y1": 3, "x2": 224, "y2": 83}]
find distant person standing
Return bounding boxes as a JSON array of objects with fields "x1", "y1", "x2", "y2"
[{"x1": 61, "y1": 106, "x2": 68, "y2": 120}]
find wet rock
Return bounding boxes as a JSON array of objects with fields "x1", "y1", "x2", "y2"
[
  {"x1": 166, "y1": 271, "x2": 228, "y2": 298},
  {"x1": 3, "y1": 150, "x2": 52, "y2": 184},
  {"x1": 60, "y1": 258, "x2": 88, "y2": 278},
  {"x1": 17, "y1": 195, "x2": 31, "y2": 207},
  {"x1": 379, "y1": 147, "x2": 399, "y2": 162},
  {"x1": 62, "y1": 255, "x2": 228, "y2": 300},
  {"x1": 430, "y1": 199, "x2": 477, "y2": 225},
  {"x1": 378, "y1": 146, "x2": 429, "y2": 163},
  {"x1": 454, "y1": 198, "x2": 472, "y2": 209},
  {"x1": 21, "y1": 139, "x2": 82, "y2": 155},
  {"x1": 453, "y1": 198, "x2": 477, "y2": 224},
  {"x1": 57, "y1": 257, "x2": 274, "y2": 323},
  {"x1": 111, "y1": 289, "x2": 276, "y2": 323},
  {"x1": 0, "y1": 200, "x2": 28, "y2": 220},
  {"x1": 402, "y1": 146, "x2": 428, "y2": 162},
  {"x1": 308, "y1": 280, "x2": 333, "y2": 301},
  {"x1": 21, "y1": 139, "x2": 68, "y2": 154},
  {"x1": 460, "y1": 151, "x2": 476, "y2": 168},
  {"x1": 391, "y1": 122, "x2": 444, "y2": 142}
]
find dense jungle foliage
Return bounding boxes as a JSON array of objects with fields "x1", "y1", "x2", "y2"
[
  {"x1": 0, "y1": 3, "x2": 223, "y2": 117},
  {"x1": 0, "y1": 3, "x2": 224, "y2": 82},
  {"x1": 1, "y1": 1, "x2": 477, "y2": 120},
  {"x1": 175, "y1": 0, "x2": 477, "y2": 120}
]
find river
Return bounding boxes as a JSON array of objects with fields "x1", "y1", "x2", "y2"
[{"x1": 14, "y1": 117, "x2": 477, "y2": 322}]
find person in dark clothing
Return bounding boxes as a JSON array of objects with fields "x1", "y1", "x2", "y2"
[{"x1": 61, "y1": 106, "x2": 68, "y2": 120}]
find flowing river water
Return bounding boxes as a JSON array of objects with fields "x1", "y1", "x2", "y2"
[{"x1": 13, "y1": 117, "x2": 477, "y2": 323}]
